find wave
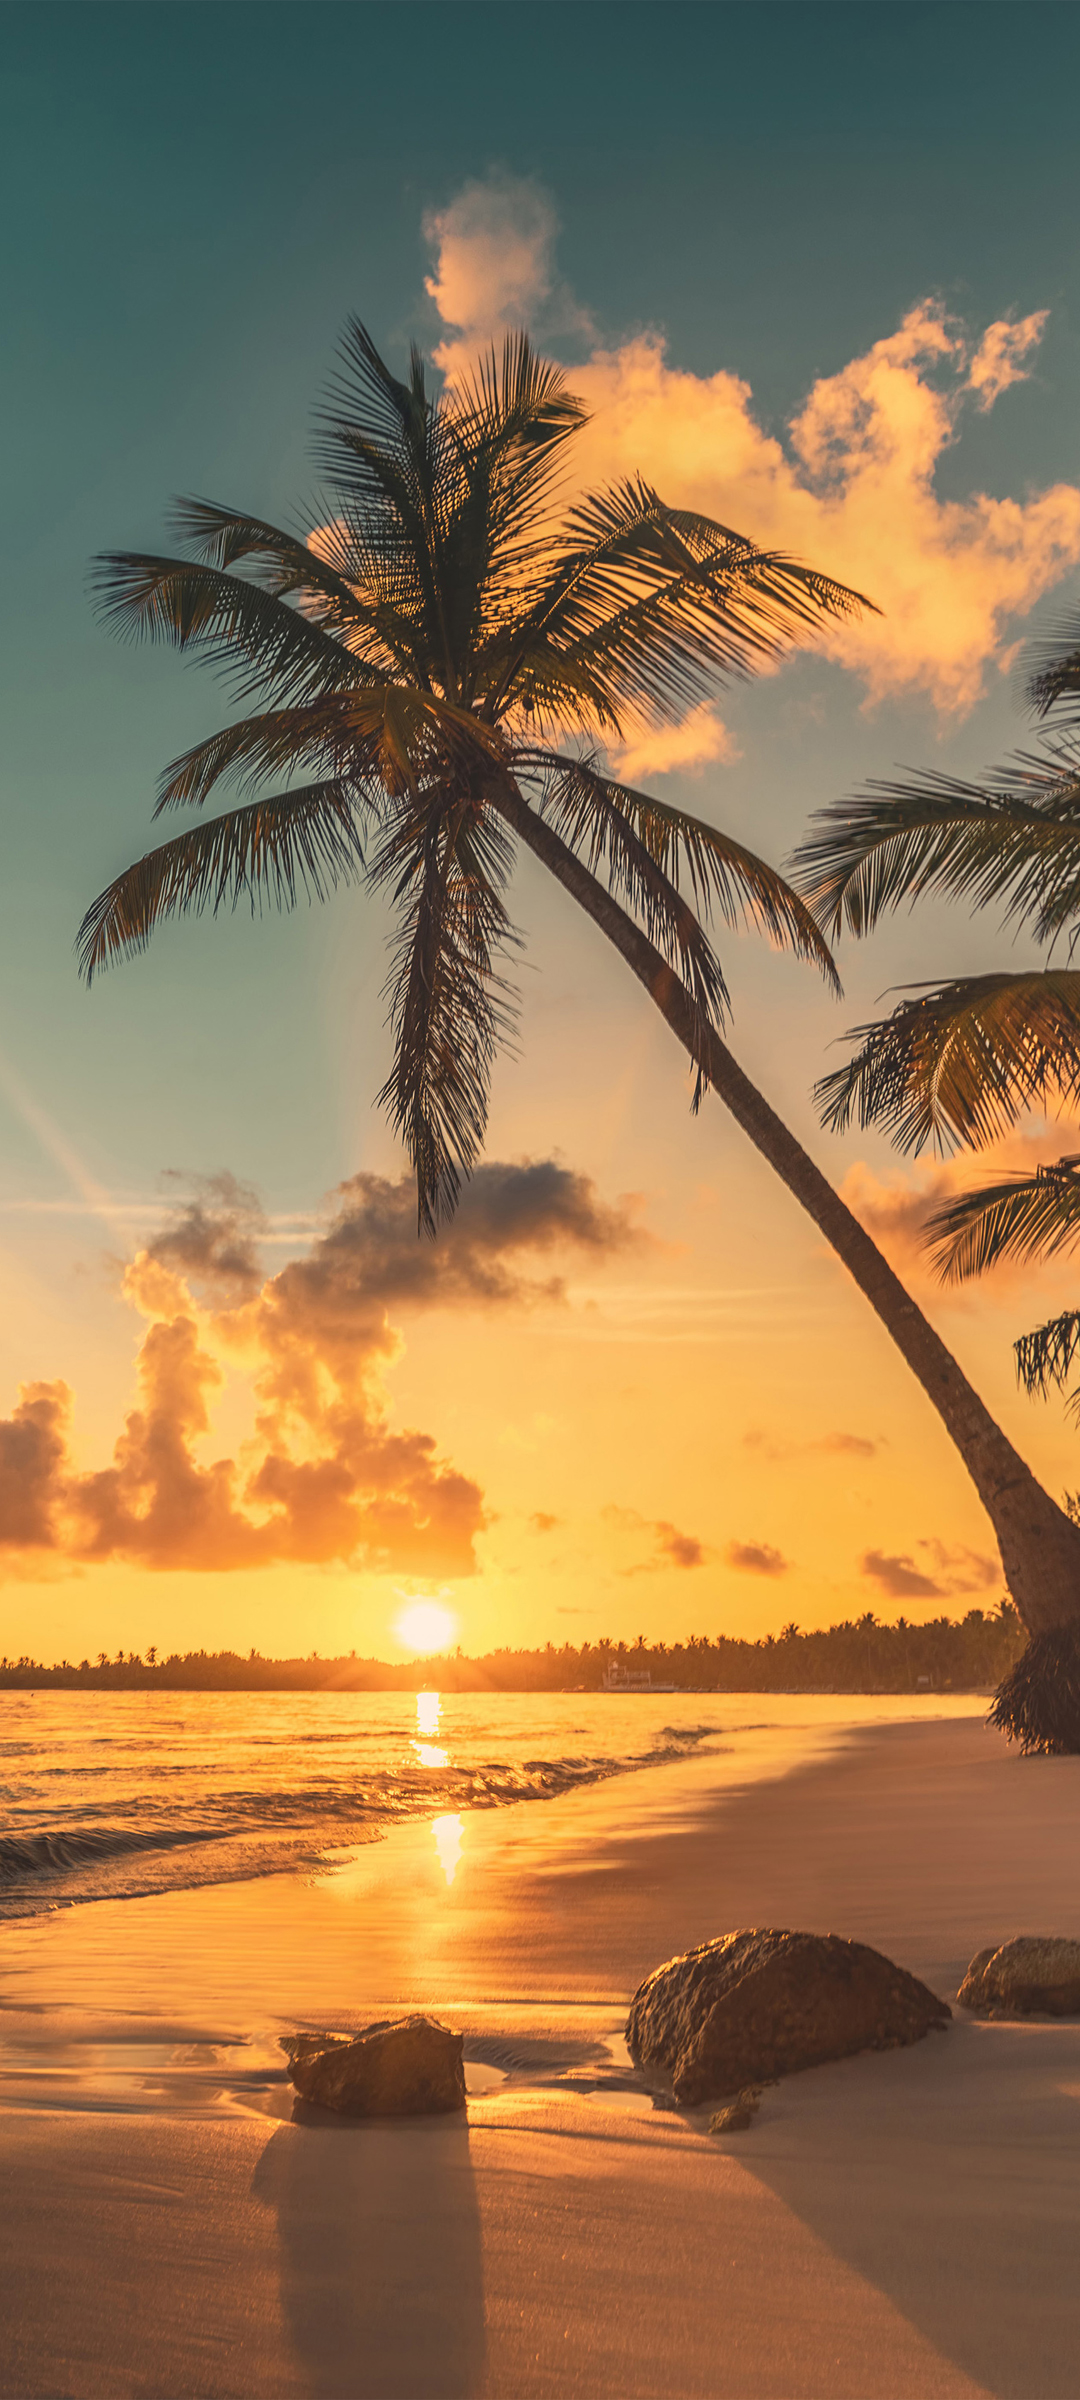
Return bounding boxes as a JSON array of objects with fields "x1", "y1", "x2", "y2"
[
  {"x1": 1, "y1": 1723, "x2": 724, "y2": 1915},
  {"x1": 0, "y1": 1823, "x2": 230, "y2": 1881}
]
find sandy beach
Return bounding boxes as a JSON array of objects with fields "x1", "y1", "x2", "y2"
[{"x1": 3, "y1": 1708, "x2": 1080, "y2": 2400}]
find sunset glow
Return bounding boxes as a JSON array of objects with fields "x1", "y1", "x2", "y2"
[{"x1": 397, "y1": 1604, "x2": 457, "y2": 1655}]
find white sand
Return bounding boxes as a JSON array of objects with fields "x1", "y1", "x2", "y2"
[{"x1": 3, "y1": 1715, "x2": 1080, "y2": 2398}]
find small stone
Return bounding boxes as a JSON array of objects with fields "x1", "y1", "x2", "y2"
[
  {"x1": 282, "y1": 2015, "x2": 466, "y2": 2117},
  {"x1": 627, "y1": 1928, "x2": 950, "y2": 2106},
  {"x1": 708, "y1": 2086, "x2": 762, "y2": 2134},
  {"x1": 958, "y1": 1937, "x2": 1080, "y2": 2017}
]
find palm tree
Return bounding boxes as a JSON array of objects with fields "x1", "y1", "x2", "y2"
[
  {"x1": 83, "y1": 322, "x2": 1080, "y2": 1745},
  {"x1": 793, "y1": 616, "x2": 1080, "y2": 1747}
]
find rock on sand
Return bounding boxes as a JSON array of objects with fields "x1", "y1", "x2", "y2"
[
  {"x1": 627, "y1": 1927, "x2": 950, "y2": 2106},
  {"x1": 283, "y1": 2014, "x2": 466, "y2": 2116},
  {"x1": 958, "y1": 1936, "x2": 1080, "y2": 2016}
]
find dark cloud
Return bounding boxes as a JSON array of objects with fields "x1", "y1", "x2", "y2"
[
  {"x1": 725, "y1": 1539, "x2": 789, "y2": 1577},
  {"x1": 861, "y1": 1539, "x2": 1000, "y2": 1603},
  {"x1": 861, "y1": 1549, "x2": 943, "y2": 1600},
  {"x1": 655, "y1": 1520, "x2": 705, "y2": 1569},
  {"x1": 0, "y1": 1160, "x2": 633, "y2": 1580},
  {"x1": 149, "y1": 1172, "x2": 267, "y2": 1300}
]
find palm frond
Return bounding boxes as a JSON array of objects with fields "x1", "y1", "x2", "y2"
[
  {"x1": 1014, "y1": 1307, "x2": 1080, "y2": 1400},
  {"x1": 513, "y1": 753, "x2": 731, "y2": 1082},
  {"x1": 374, "y1": 803, "x2": 517, "y2": 1231},
  {"x1": 156, "y1": 704, "x2": 365, "y2": 811},
  {"x1": 924, "y1": 1158, "x2": 1080, "y2": 1283},
  {"x1": 524, "y1": 749, "x2": 840, "y2": 993},
  {"x1": 1026, "y1": 607, "x2": 1080, "y2": 720},
  {"x1": 793, "y1": 757, "x2": 1080, "y2": 943},
  {"x1": 90, "y1": 553, "x2": 369, "y2": 706},
  {"x1": 77, "y1": 784, "x2": 366, "y2": 983},
  {"x1": 816, "y1": 971, "x2": 1080, "y2": 1152},
  {"x1": 501, "y1": 482, "x2": 873, "y2": 728}
]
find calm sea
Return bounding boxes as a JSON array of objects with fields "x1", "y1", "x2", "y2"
[{"x1": 0, "y1": 1686, "x2": 985, "y2": 1923}]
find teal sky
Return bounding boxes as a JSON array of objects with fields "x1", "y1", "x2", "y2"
[{"x1": 6, "y1": 2, "x2": 1080, "y2": 1660}]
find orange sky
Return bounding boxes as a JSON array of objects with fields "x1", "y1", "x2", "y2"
[{"x1": 5, "y1": 177, "x2": 1080, "y2": 1665}]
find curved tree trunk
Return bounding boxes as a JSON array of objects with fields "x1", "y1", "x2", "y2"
[{"x1": 500, "y1": 784, "x2": 1080, "y2": 1639}]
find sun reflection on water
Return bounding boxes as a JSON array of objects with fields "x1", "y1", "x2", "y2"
[
  {"x1": 432, "y1": 1812, "x2": 464, "y2": 1885},
  {"x1": 413, "y1": 1690, "x2": 448, "y2": 1767}
]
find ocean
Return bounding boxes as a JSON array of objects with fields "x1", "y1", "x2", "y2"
[{"x1": 0, "y1": 1686, "x2": 986, "y2": 1924}]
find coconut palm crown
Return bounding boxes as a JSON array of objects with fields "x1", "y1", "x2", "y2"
[
  {"x1": 84, "y1": 326, "x2": 856, "y2": 1230},
  {"x1": 793, "y1": 615, "x2": 1080, "y2": 1412}
]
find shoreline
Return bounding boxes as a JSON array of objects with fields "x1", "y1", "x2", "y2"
[{"x1": 3, "y1": 1714, "x2": 1080, "y2": 2396}]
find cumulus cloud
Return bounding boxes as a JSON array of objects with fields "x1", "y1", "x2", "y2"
[
  {"x1": 425, "y1": 171, "x2": 593, "y2": 382},
  {"x1": 861, "y1": 1538, "x2": 999, "y2": 1601},
  {"x1": 0, "y1": 1160, "x2": 633, "y2": 1580},
  {"x1": 725, "y1": 1538, "x2": 789, "y2": 1576},
  {"x1": 530, "y1": 1511, "x2": 560, "y2": 1533},
  {"x1": 424, "y1": 178, "x2": 1080, "y2": 717},
  {"x1": 839, "y1": 1123, "x2": 1080, "y2": 1289}
]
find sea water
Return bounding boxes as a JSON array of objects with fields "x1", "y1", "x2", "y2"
[{"x1": 0, "y1": 1686, "x2": 985, "y2": 1922}]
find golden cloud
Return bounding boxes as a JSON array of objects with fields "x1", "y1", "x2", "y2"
[
  {"x1": 425, "y1": 179, "x2": 1080, "y2": 720},
  {"x1": 0, "y1": 1162, "x2": 638, "y2": 1579}
]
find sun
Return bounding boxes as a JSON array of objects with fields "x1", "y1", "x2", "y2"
[{"x1": 395, "y1": 1599, "x2": 457, "y2": 1655}]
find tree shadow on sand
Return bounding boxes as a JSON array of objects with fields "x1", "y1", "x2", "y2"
[
  {"x1": 251, "y1": 2104, "x2": 486, "y2": 2400},
  {"x1": 741, "y1": 2017, "x2": 1080, "y2": 2400}
]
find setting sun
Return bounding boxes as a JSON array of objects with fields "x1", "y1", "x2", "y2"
[{"x1": 395, "y1": 1600, "x2": 457, "y2": 1654}]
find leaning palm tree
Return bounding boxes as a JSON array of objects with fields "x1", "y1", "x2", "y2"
[
  {"x1": 83, "y1": 323, "x2": 1080, "y2": 1745},
  {"x1": 794, "y1": 617, "x2": 1080, "y2": 1747}
]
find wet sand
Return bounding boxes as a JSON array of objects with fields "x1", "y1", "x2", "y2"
[{"x1": 3, "y1": 1713, "x2": 1080, "y2": 2398}]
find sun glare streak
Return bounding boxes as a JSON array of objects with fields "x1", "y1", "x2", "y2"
[
  {"x1": 416, "y1": 1691, "x2": 441, "y2": 1738},
  {"x1": 432, "y1": 1813, "x2": 464, "y2": 1885},
  {"x1": 0, "y1": 1042, "x2": 129, "y2": 1248},
  {"x1": 396, "y1": 1600, "x2": 456, "y2": 1654}
]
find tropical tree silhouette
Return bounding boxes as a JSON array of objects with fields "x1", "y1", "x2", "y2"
[
  {"x1": 83, "y1": 323, "x2": 1080, "y2": 1746},
  {"x1": 794, "y1": 612, "x2": 1080, "y2": 1747}
]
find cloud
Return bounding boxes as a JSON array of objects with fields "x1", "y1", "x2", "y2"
[
  {"x1": 655, "y1": 1519, "x2": 706, "y2": 1569},
  {"x1": 604, "y1": 1503, "x2": 709, "y2": 1572},
  {"x1": 918, "y1": 1537, "x2": 999, "y2": 1593},
  {"x1": 725, "y1": 1538, "x2": 789, "y2": 1576},
  {"x1": 148, "y1": 1171, "x2": 266, "y2": 1300},
  {"x1": 861, "y1": 1538, "x2": 1000, "y2": 1601},
  {"x1": 968, "y1": 312, "x2": 1047, "y2": 411},
  {"x1": 424, "y1": 179, "x2": 1080, "y2": 718},
  {"x1": 530, "y1": 1511, "x2": 560, "y2": 1533},
  {"x1": 425, "y1": 171, "x2": 593, "y2": 382},
  {"x1": 743, "y1": 1427, "x2": 884, "y2": 1461},
  {"x1": 861, "y1": 1548, "x2": 943, "y2": 1600},
  {"x1": 610, "y1": 705, "x2": 740, "y2": 783},
  {"x1": 839, "y1": 1124, "x2": 1079, "y2": 1289},
  {"x1": 0, "y1": 1159, "x2": 633, "y2": 1580}
]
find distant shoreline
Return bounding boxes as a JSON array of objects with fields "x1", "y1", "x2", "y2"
[{"x1": 0, "y1": 1604, "x2": 1020, "y2": 1696}]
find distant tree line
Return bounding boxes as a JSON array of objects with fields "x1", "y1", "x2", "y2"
[{"x1": 0, "y1": 1604, "x2": 1024, "y2": 1694}]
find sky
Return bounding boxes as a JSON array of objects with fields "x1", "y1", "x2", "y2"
[{"x1": 5, "y1": 1, "x2": 1080, "y2": 1664}]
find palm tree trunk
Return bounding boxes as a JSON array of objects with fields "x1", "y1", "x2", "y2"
[{"x1": 500, "y1": 783, "x2": 1080, "y2": 1644}]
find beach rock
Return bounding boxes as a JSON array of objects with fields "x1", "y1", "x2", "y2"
[
  {"x1": 282, "y1": 2015, "x2": 466, "y2": 2116},
  {"x1": 708, "y1": 2086, "x2": 762, "y2": 2134},
  {"x1": 627, "y1": 1928, "x2": 950, "y2": 2105},
  {"x1": 958, "y1": 1936, "x2": 1080, "y2": 2016}
]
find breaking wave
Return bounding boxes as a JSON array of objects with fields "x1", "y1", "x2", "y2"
[{"x1": 0, "y1": 1717, "x2": 724, "y2": 1919}]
